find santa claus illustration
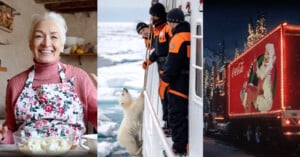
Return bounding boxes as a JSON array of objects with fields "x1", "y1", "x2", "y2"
[{"x1": 241, "y1": 43, "x2": 276, "y2": 112}]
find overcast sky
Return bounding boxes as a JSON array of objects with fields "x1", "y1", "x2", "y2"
[{"x1": 98, "y1": 0, "x2": 152, "y2": 22}]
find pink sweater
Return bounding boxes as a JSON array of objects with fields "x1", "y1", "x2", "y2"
[{"x1": 1, "y1": 59, "x2": 97, "y2": 144}]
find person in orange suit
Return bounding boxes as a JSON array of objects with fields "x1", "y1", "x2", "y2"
[
  {"x1": 144, "y1": 2, "x2": 173, "y2": 136},
  {"x1": 159, "y1": 8, "x2": 190, "y2": 155},
  {"x1": 136, "y1": 22, "x2": 154, "y2": 51}
]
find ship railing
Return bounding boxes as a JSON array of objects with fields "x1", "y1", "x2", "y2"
[{"x1": 142, "y1": 62, "x2": 176, "y2": 157}]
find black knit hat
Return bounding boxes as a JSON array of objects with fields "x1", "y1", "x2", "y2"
[
  {"x1": 149, "y1": 3, "x2": 166, "y2": 18},
  {"x1": 136, "y1": 22, "x2": 148, "y2": 33},
  {"x1": 167, "y1": 8, "x2": 185, "y2": 23}
]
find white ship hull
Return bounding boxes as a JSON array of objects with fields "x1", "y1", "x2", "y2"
[{"x1": 142, "y1": 1, "x2": 203, "y2": 157}]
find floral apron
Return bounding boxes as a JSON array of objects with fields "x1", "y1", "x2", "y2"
[{"x1": 14, "y1": 64, "x2": 86, "y2": 143}]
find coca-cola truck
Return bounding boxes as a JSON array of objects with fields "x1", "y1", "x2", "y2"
[{"x1": 206, "y1": 23, "x2": 300, "y2": 146}]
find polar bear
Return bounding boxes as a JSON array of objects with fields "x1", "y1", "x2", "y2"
[{"x1": 117, "y1": 88, "x2": 144, "y2": 156}]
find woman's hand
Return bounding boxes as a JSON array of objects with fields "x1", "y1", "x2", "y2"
[{"x1": 0, "y1": 126, "x2": 8, "y2": 141}]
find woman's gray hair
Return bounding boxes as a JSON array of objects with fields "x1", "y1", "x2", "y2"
[{"x1": 29, "y1": 12, "x2": 67, "y2": 45}]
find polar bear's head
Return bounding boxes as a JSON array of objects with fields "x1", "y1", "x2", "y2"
[{"x1": 119, "y1": 88, "x2": 133, "y2": 108}]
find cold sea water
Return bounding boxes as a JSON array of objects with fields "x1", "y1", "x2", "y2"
[{"x1": 97, "y1": 22, "x2": 145, "y2": 157}]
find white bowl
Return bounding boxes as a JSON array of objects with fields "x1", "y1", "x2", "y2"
[
  {"x1": 65, "y1": 36, "x2": 85, "y2": 47},
  {"x1": 76, "y1": 38, "x2": 85, "y2": 45},
  {"x1": 65, "y1": 36, "x2": 77, "y2": 47},
  {"x1": 13, "y1": 132, "x2": 75, "y2": 157},
  {"x1": 63, "y1": 47, "x2": 71, "y2": 54},
  {"x1": 79, "y1": 134, "x2": 97, "y2": 154}
]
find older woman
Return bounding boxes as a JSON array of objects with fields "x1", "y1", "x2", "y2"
[{"x1": 0, "y1": 12, "x2": 97, "y2": 144}]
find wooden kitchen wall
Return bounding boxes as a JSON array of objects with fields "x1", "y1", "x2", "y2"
[
  {"x1": 0, "y1": 0, "x2": 97, "y2": 118},
  {"x1": 60, "y1": 12, "x2": 97, "y2": 75}
]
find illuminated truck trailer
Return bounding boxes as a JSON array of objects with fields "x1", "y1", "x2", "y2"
[{"x1": 217, "y1": 23, "x2": 300, "y2": 145}]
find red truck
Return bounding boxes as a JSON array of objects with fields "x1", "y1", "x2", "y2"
[{"x1": 205, "y1": 23, "x2": 300, "y2": 147}]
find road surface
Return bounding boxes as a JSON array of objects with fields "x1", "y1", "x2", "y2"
[{"x1": 204, "y1": 136, "x2": 300, "y2": 157}]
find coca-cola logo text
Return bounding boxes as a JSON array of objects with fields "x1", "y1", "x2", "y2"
[{"x1": 231, "y1": 61, "x2": 244, "y2": 78}]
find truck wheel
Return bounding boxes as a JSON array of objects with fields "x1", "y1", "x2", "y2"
[
  {"x1": 255, "y1": 126, "x2": 262, "y2": 144},
  {"x1": 204, "y1": 121, "x2": 209, "y2": 136},
  {"x1": 245, "y1": 125, "x2": 252, "y2": 143}
]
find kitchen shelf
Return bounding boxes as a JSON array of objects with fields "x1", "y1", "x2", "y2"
[{"x1": 60, "y1": 53, "x2": 97, "y2": 65}]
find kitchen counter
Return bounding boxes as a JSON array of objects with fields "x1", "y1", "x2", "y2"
[{"x1": 0, "y1": 144, "x2": 97, "y2": 157}]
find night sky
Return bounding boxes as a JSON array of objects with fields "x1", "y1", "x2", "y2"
[{"x1": 204, "y1": 0, "x2": 300, "y2": 67}]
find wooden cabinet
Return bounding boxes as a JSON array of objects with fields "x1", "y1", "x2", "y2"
[{"x1": 34, "y1": 0, "x2": 97, "y2": 13}]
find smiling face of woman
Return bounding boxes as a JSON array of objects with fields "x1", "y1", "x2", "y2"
[{"x1": 30, "y1": 19, "x2": 63, "y2": 63}]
